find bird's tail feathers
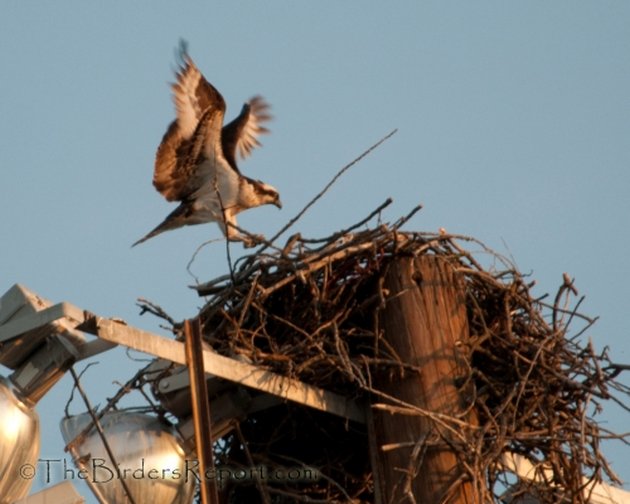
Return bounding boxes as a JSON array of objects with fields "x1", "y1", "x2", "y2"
[
  {"x1": 131, "y1": 204, "x2": 192, "y2": 247},
  {"x1": 132, "y1": 220, "x2": 171, "y2": 247}
]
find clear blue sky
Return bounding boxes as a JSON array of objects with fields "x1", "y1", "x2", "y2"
[{"x1": 1, "y1": 2, "x2": 628, "y2": 501}]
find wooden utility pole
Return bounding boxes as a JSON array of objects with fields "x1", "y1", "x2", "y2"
[
  {"x1": 369, "y1": 256, "x2": 477, "y2": 503},
  {"x1": 184, "y1": 318, "x2": 219, "y2": 504}
]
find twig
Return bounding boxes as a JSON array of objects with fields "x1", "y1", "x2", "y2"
[
  {"x1": 256, "y1": 129, "x2": 398, "y2": 254},
  {"x1": 136, "y1": 297, "x2": 178, "y2": 328},
  {"x1": 186, "y1": 237, "x2": 223, "y2": 285},
  {"x1": 214, "y1": 174, "x2": 236, "y2": 284},
  {"x1": 64, "y1": 362, "x2": 98, "y2": 418},
  {"x1": 67, "y1": 367, "x2": 137, "y2": 504},
  {"x1": 553, "y1": 273, "x2": 578, "y2": 333},
  {"x1": 393, "y1": 202, "x2": 423, "y2": 230},
  {"x1": 300, "y1": 198, "x2": 394, "y2": 244}
]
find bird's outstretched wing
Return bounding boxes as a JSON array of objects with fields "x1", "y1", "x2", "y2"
[
  {"x1": 221, "y1": 96, "x2": 272, "y2": 173},
  {"x1": 172, "y1": 47, "x2": 226, "y2": 139},
  {"x1": 152, "y1": 47, "x2": 227, "y2": 202}
]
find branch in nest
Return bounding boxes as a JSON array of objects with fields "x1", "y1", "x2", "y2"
[
  {"x1": 136, "y1": 297, "x2": 179, "y2": 331},
  {"x1": 256, "y1": 128, "x2": 398, "y2": 255}
]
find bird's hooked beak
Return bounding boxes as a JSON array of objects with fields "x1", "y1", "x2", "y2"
[{"x1": 274, "y1": 197, "x2": 283, "y2": 209}]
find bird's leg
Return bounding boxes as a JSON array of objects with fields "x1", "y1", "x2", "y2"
[
  {"x1": 222, "y1": 216, "x2": 265, "y2": 248},
  {"x1": 221, "y1": 213, "x2": 257, "y2": 247},
  {"x1": 219, "y1": 210, "x2": 238, "y2": 239}
]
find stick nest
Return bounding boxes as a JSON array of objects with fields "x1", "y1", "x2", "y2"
[{"x1": 184, "y1": 212, "x2": 628, "y2": 503}]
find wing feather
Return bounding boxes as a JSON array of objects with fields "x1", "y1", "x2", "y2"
[
  {"x1": 221, "y1": 96, "x2": 271, "y2": 172},
  {"x1": 153, "y1": 120, "x2": 186, "y2": 201},
  {"x1": 152, "y1": 49, "x2": 228, "y2": 202},
  {"x1": 153, "y1": 107, "x2": 228, "y2": 202},
  {"x1": 172, "y1": 52, "x2": 226, "y2": 139}
]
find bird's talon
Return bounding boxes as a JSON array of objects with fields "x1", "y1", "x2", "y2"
[{"x1": 242, "y1": 234, "x2": 264, "y2": 248}]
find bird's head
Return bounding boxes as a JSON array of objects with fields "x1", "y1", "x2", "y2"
[{"x1": 255, "y1": 181, "x2": 282, "y2": 209}]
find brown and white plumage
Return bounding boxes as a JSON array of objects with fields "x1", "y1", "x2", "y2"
[{"x1": 133, "y1": 44, "x2": 281, "y2": 247}]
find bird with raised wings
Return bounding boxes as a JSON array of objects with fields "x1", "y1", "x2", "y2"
[{"x1": 133, "y1": 44, "x2": 281, "y2": 247}]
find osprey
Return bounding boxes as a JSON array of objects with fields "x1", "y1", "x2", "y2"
[{"x1": 133, "y1": 45, "x2": 281, "y2": 247}]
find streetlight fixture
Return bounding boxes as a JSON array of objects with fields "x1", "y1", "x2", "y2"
[
  {"x1": 0, "y1": 285, "x2": 86, "y2": 502},
  {"x1": 61, "y1": 411, "x2": 195, "y2": 504}
]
